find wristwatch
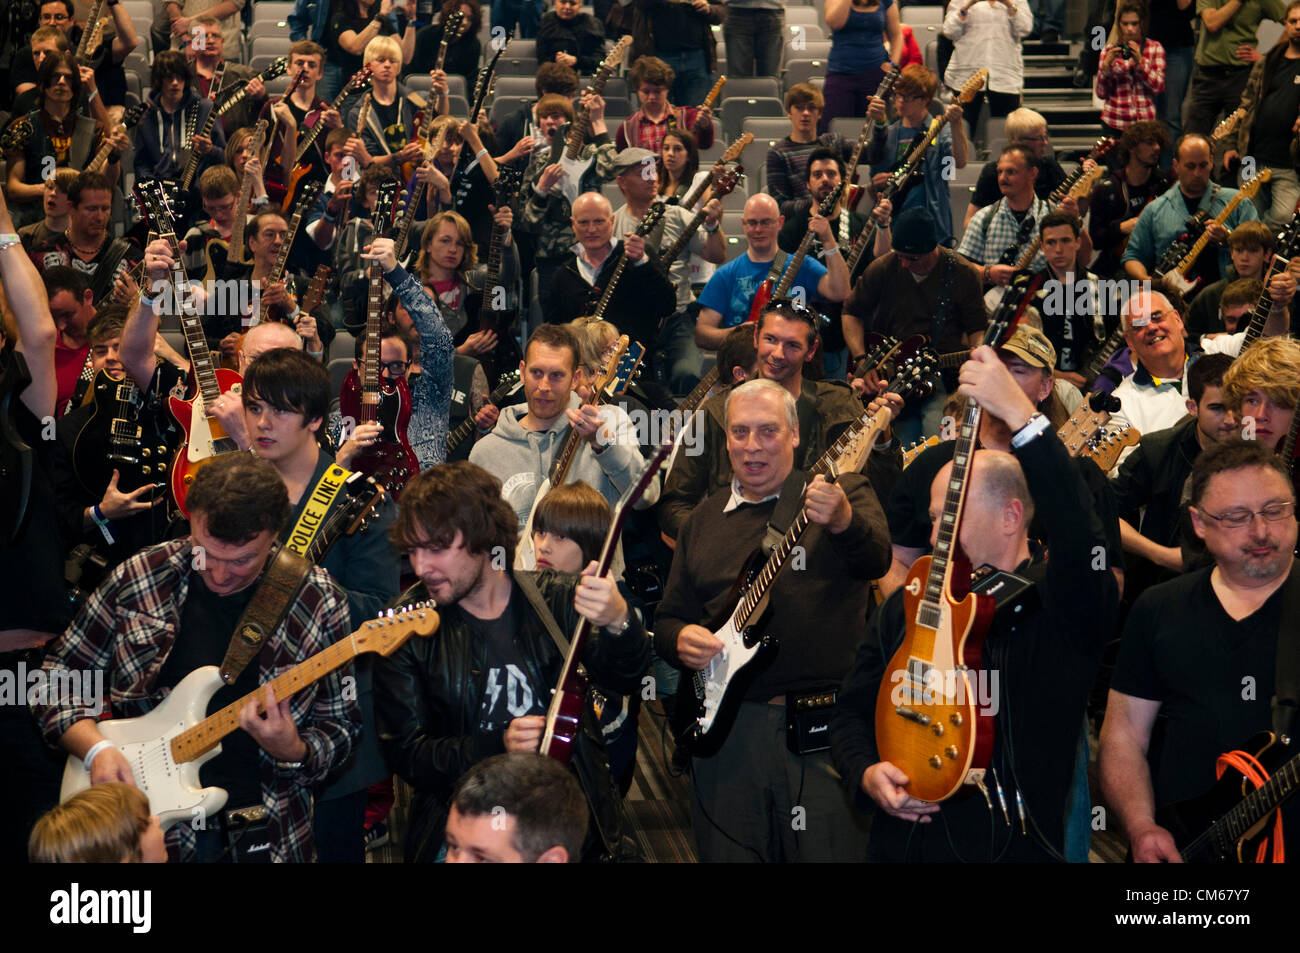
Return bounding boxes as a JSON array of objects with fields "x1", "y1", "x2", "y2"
[
  {"x1": 605, "y1": 613, "x2": 632, "y2": 635},
  {"x1": 1010, "y1": 412, "x2": 1050, "y2": 449}
]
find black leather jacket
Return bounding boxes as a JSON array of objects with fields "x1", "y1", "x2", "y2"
[{"x1": 374, "y1": 570, "x2": 651, "y2": 862}]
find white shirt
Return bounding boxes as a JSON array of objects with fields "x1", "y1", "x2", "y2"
[{"x1": 942, "y1": 0, "x2": 1034, "y2": 95}]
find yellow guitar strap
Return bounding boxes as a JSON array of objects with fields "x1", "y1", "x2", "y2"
[{"x1": 284, "y1": 463, "x2": 352, "y2": 556}]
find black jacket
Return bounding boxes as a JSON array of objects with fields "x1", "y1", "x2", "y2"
[
  {"x1": 372, "y1": 569, "x2": 651, "y2": 862},
  {"x1": 830, "y1": 430, "x2": 1119, "y2": 862},
  {"x1": 537, "y1": 11, "x2": 608, "y2": 75},
  {"x1": 545, "y1": 245, "x2": 677, "y2": 350}
]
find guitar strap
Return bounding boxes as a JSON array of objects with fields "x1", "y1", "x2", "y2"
[
  {"x1": 1271, "y1": 562, "x2": 1300, "y2": 741},
  {"x1": 762, "y1": 468, "x2": 809, "y2": 556},
  {"x1": 930, "y1": 251, "x2": 958, "y2": 344},
  {"x1": 763, "y1": 250, "x2": 790, "y2": 287},
  {"x1": 513, "y1": 571, "x2": 643, "y2": 862},
  {"x1": 218, "y1": 544, "x2": 312, "y2": 685},
  {"x1": 217, "y1": 464, "x2": 352, "y2": 684}
]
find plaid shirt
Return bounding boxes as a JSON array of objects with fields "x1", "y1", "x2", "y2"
[
  {"x1": 33, "y1": 539, "x2": 360, "y2": 863},
  {"x1": 615, "y1": 106, "x2": 714, "y2": 154},
  {"x1": 1095, "y1": 38, "x2": 1167, "y2": 128},
  {"x1": 957, "y1": 195, "x2": 1050, "y2": 272}
]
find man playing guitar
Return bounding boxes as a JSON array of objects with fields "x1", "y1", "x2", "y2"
[
  {"x1": 260, "y1": 41, "x2": 343, "y2": 203},
  {"x1": 832, "y1": 346, "x2": 1119, "y2": 862},
  {"x1": 342, "y1": 36, "x2": 448, "y2": 177}
]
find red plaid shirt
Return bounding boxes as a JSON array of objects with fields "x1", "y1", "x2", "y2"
[
  {"x1": 616, "y1": 105, "x2": 715, "y2": 153},
  {"x1": 1095, "y1": 38, "x2": 1167, "y2": 129}
]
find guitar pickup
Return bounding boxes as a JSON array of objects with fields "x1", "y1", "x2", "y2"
[{"x1": 895, "y1": 706, "x2": 931, "y2": 726}]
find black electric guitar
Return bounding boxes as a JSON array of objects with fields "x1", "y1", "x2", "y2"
[
  {"x1": 469, "y1": 165, "x2": 525, "y2": 385},
  {"x1": 445, "y1": 370, "x2": 520, "y2": 457},
  {"x1": 1157, "y1": 731, "x2": 1300, "y2": 862},
  {"x1": 71, "y1": 370, "x2": 180, "y2": 498}
]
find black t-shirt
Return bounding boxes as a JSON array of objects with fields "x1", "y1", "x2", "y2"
[
  {"x1": 451, "y1": 150, "x2": 494, "y2": 251},
  {"x1": 0, "y1": 387, "x2": 72, "y2": 634},
  {"x1": 475, "y1": 607, "x2": 545, "y2": 734},
  {"x1": 325, "y1": 1, "x2": 401, "y2": 76},
  {"x1": 1147, "y1": 0, "x2": 1197, "y2": 49},
  {"x1": 1111, "y1": 567, "x2": 1290, "y2": 810},
  {"x1": 371, "y1": 97, "x2": 403, "y2": 155},
  {"x1": 888, "y1": 435, "x2": 1124, "y2": 570},
  {"x1": 157, "y1": 573, "x2": 262, "y2": 809},
  {"x1": 972, "y1": 154, "x2": 1068, "y2": 208},
  {"x1": 1253, "y1": 57, "x2": 1300, "y2": 166}
]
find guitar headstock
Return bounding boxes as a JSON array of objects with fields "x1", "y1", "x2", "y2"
[
  {"x1": 132, "y1": 179, "x2": 180, "y2": 241},
  {"x1": 719, "y1": 133, "x2": 753, "y2": 166},
  {"x1": 639, "y1": 201, "x2": 668, "y2": 235},
  {"x1": 262, "y1": 57, "x2": 289, "y2": 84},
  {"x1": 890, "y1": 349, "x2": 937, "y2": 402},
  {"x1": 1211, "y1": 108, "x2": 1246, "y2": 145},
  {"x1": 343, "y1": 67, "x2": 375, "y2": 102},
  {"x1": 702, "y1": 74, "x2": 727, "y2": 110},
  {"x1": 1082, "y1": 424, "x2": 1140, "y2": 473},
  {"x1": 1240, "y1": 168, "x2": 1272, "y2": 200},
  {"x1": 592, "y1": 334, "x2": 631, "y2": 395},
  {"x1": 958, "y1": 69, "x2": 989, "y2": 103},
  {"x1": 442, "y1": 9, "x2": 467, "y2": 42},
  {"x1": 249, "y1": 117, "x2": 271, "y2": 156},
  {"x1": 817, "y1": 182, "x2": 844, "y2": 217},
  {"x1": 353, "y1": 602, "x2": 440, "y2": 657},
  {"x1": 875, "y1": 63, "x2": 903, "y2": 103},
  {"x1": 337, "y1": 470, "x2": 385, "y2": 535},
  {"x1": 984, "y1": 269, "x2": 1042, "y2": 347},
  {"x1": 122, "y1": 101, "x2": 151, "y2": 129},
  {"x1": 302, "y1": 264, "x2": 333, "y2": 315},
  {"x1": 604, "y1": 341, "x2": 646, "y2": 397},
  {"x1": 291, "y1": 180, "x2": 324, "y2": 221},
  {"x1": 373, "y1": 179, "x2": 400, "y2": 235},
  {"x1": 494, "y1": 164, "x2": 524, "y2": 203},
  {"x1": 710, "y1": 163, "x2": 742, "y2": 199},
  {"x1": 491, "y1": 369, "x2": 521, "y2": 399},
  {"x1": 284, "y1": 66, "x2": 310, "y2": 101},
  {"x1": 1090, "y1": 136, "x2": 1118, "y2": 162},
  {"x1": 902, "y1": 435, "x2": 941, "y2": 469},
  {"x1": 599, "y1": 35, "x2": 634, "y2": 77}
]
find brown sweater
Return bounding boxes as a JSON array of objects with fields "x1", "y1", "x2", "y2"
[
  {"x1": 843, "y1": 248, "x2": 987, "y2": 355},
  {"x1": 654, "y1": 472, "x2": 892, "y2": 702}
]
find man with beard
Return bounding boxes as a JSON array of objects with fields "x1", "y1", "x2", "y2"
[
  {"x1": 1100, "y1": 438, "x2": 1300, "y2": 862},
  {"x1": 29, "y1": 172, "x2": 138, "y2": 300},
  {"x1": 1088, "y1": 120, "x2": 1171, "y2": 280},
  {"x1": 373, "y1": 461, "x2": 650, "y2": 862}
]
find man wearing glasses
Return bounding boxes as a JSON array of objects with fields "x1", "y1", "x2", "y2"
[
  {"x1": 863, "y1": 64, "x2": 969, "y2": 248},
  {"x1": 1109, "y1": 288, "x2": 1292, "y2": 464},
  {"x1": 10, "y1": 0, "x2": 140, "y2": 109},
  {"x1": 1101, "y1": 437, "x2": 1299, "y2": 863},
  {"x1": 693, "y1": 192, "x2": 850, "y2": 350}
]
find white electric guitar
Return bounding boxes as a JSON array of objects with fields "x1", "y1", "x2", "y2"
[{"x1": 60, "y1": 604, "x2": 439, "y2": 830}]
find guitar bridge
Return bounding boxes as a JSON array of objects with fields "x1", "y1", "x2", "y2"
[{"x1": 895, "y1": 705, "x2": 931, "y2": 726}]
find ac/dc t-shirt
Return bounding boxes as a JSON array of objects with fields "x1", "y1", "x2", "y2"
[{"x1": 475, "y1": 609, "x2": 545, "y2": 734}]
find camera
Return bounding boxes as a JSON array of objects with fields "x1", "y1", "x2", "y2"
[{"x1": 1118, "y1": 45, "x2": 1134, "y2": 60}]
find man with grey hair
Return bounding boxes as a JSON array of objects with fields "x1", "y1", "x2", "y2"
[
  {"x1": 543, "y1": 189, "x2": 676, "y2": 353},
  {"x1": 655, "y1": 376, "x2": 892, "y2": 862},
  {"x1": 1110, "y1": 284, "x2": 1291, "y2": 446},
  {"x1": 831, "y1": 344, "x2": 1120, "y2": 862}
]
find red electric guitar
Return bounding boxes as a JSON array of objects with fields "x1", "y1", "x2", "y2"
[
  {"x1": 538, "y1": 437, "x2": 674, "y2": 764},
  {"x1": 337, "y1": 180, "x2": 419, "y2": 496},
  {"x1": 133, "y1": 181, "x2": 244, "y2": 518},
  {"x1": 872, "y1": 269, "x2": 1042, "y2": 802}
]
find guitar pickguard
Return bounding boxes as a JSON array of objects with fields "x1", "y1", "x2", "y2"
[{"x1": 185, "y1": 387, "x2": 238, "y2": 463}]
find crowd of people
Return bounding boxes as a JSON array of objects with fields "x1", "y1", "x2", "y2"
[{"x1": 2, "y1": 0, "x2": 1300, "y2": 867}]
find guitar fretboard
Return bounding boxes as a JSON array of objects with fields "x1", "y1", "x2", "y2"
[
  {"x1": 1184, "y1": 747, "x2": 1300, "y2": 861},
  {"x1": 918, "y1": 400, "x2": 981, "y2": 628}
]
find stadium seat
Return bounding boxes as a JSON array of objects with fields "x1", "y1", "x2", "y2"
[
  {"x1": 252, "y1": 3, "x2": 297, "y2": 24},
  {"x1": 783, "y1": 59, "x2": 827, "y2": 93},
  {"x1": 723, "y1": 97, "x2": 786, "y2": 142}
]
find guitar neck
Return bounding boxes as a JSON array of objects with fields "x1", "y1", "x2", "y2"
[
  {"x1": 76, "y1": 0, "x2": 109, "y2": 61},
  {"x1": 393, "y1": 182, "x2": 428, "y2": 259},
  {"x1": 295, "y1": 85, "x2": 356, "y2": 164},
  {"x1": 1242, "y1": 254, "x2": 1290, "y2": 349},
  {"x1": 1087, "y1": 324, "x2": 1127, "y2": 379},
  {"x1": 845, "y1": 219, "x2": 878, "y2": 275},
  {"x1": 169, "y1": 622, "x2": 365, "y2": 764},
  {"x1": 919, "y1": 398, "x2": 982, "y2": 621},
  {"x1": 773, "y1": 230, "x2": 817, "y2": 300},
  {"x1": 590, "y1": 252, "x2": 630, "y2": 319},
  {"x1": 660, "y1": 206, "x2": 707, "y2": 265},
  {"x1": 1283, "y1": 403, "x2": 1300, "y2": 477},
  {"x1": 1187, "y1": 747, "x2": 1300, "y2": 861},
  {"x1": 1176, "y1": 195, "x2": 1246, "y2": 275},
  {"x1": 476, "y1": 219, "x2": 507, "y2": 319},
  {"x1": 887, "y1": 115, "x2": 946, "y2": 201},
  {"x1": 181, "y1": 68, "x2": 224, "y2": 190},
  {"x1": 361, "y1": 266, "x2": 384, "y2": 423},
  {"x1": 675, "y1": 365, "x2": 718, "y2": 418}
]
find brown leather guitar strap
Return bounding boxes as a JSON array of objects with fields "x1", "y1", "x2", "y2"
[{"x1": 218, "y1": 545, "x2": 312, "y2": 685}]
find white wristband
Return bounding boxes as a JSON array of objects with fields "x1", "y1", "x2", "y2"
[
  {"x1": 1010, "y1": 412, "x2": 1050, "y2": 449},
  {"x1": 83, "y1": 739, "x2": 117, "y2": 772}
]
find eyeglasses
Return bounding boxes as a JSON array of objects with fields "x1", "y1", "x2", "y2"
[
  {"x1": 41, "y1": 12, "x2": 71, "y2": 22},
  {"x1": 1198, "y1": 501, "x2": 1296, "y2": 529},
  {"x1": 381, "y1": 360, "x2": 412, "y2": 374},
  {"x1": 742, "y1": 218, "x2": 778, "y2": 228},
  {"x1": 893, "y1": 92, "x2": 925, "y2": 102},
  {"x1": 48, "y1": 73, "x2": 74, "y2": 85}
]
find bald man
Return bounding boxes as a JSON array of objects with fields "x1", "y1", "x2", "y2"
[
  {"x1": 830, "y1": 346, "x2": 1120, "y2": 862},
  {"x1": 544, "y1": 191, "x2": 676, "y2": 353},
  {"x1": 1110, "y1": 286, "x2": 1290, "y2": 452},
  {"x1": 695, "y1": 193, "x2": 851, "y2": 350}
]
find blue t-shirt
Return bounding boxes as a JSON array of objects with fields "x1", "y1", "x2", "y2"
[
  {"x1": 827, "y1": 0, "x2": 893, "y2": 76},
  {"x1": 698, "y1": 253, "x2": 829, "y2": 328}
]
